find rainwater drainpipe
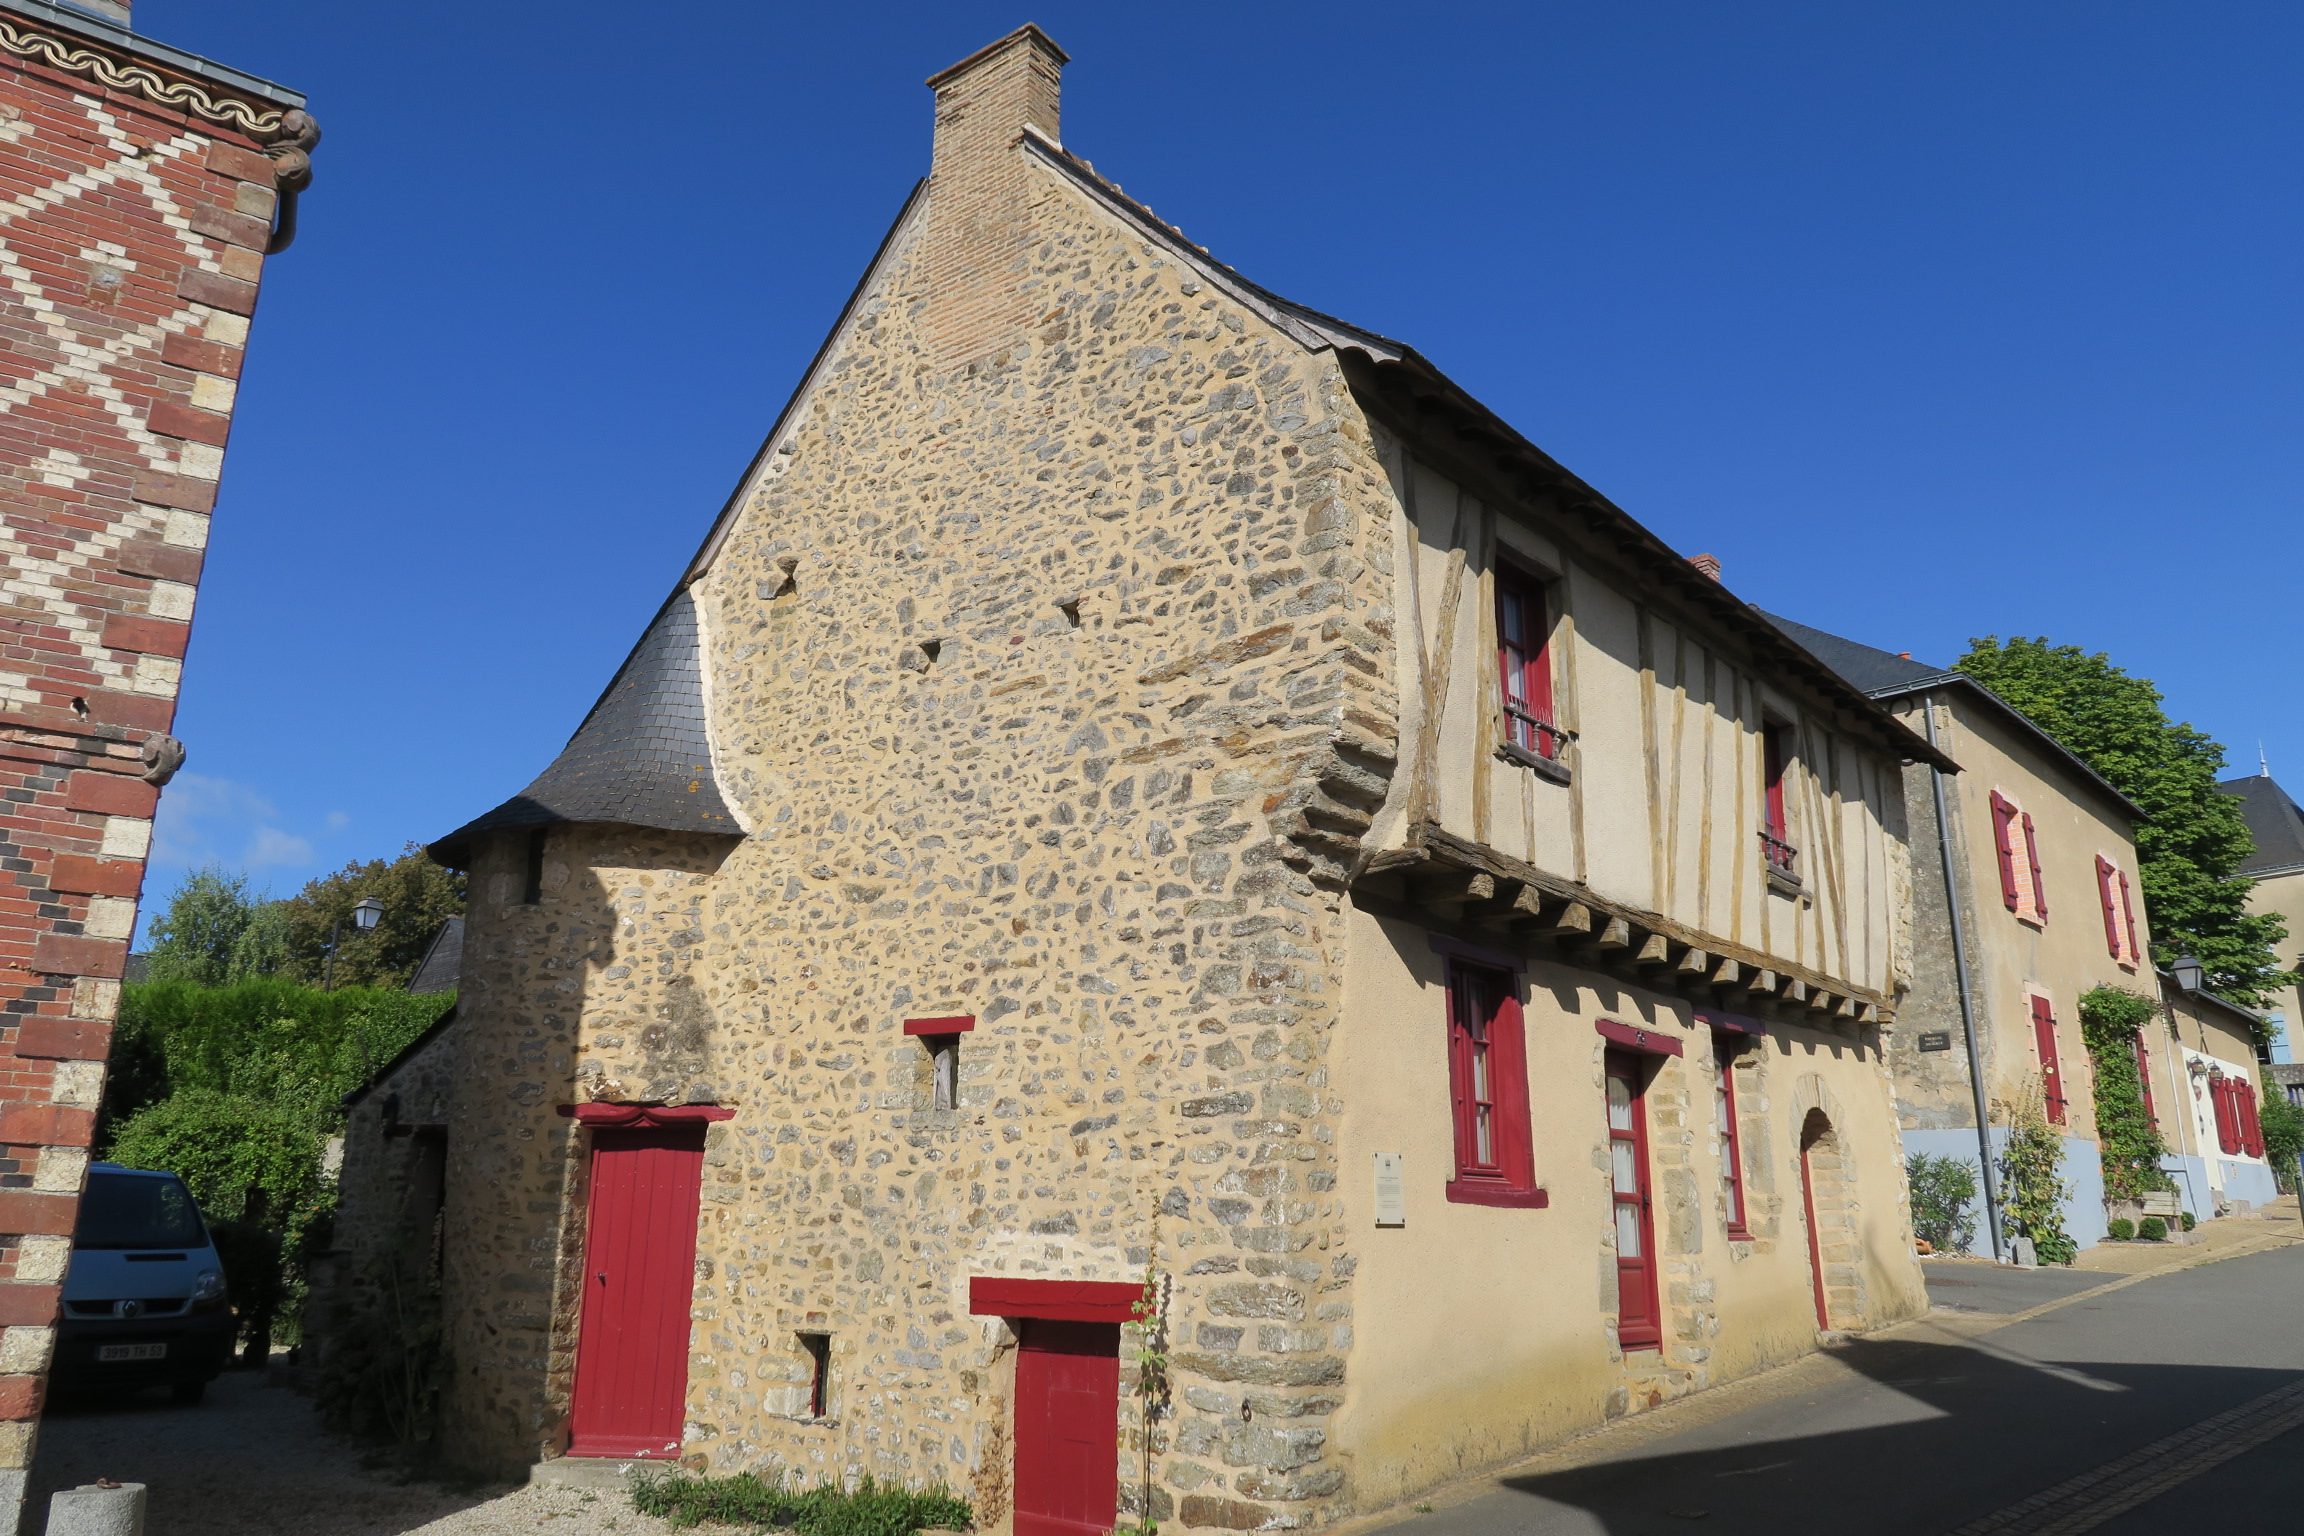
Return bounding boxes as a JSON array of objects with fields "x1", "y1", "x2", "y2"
[{"x1": 1923, "y1": 692, "x2": 2007, "y2": 1261}]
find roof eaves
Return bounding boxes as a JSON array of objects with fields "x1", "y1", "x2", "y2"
[
  {"x1": 1864, "y1": 673, "x2": 2145, "y2": 825},
  {"x1": 10, "y1": 0, "x2": 306, "y2": 110},
  {"x1": 341, "y1": 1004, "x2": 459, "y2": 1110},
  {"x1": 2158, "y1": 971, "x2": 2266, "y2": 1034}
]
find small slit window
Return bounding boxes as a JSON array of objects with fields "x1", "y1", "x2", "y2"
[
  {"x1": 521, "y1": 828, "x2": 547, "y2": 905},
  {"x1": 1713, "y1": 1031, "x2": 1749, "y2": 1238},
  {"x1": 799, "y1": 1331, "x2": 831, "y2": 1419}
]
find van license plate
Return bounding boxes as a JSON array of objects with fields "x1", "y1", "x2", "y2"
[{"x1": 96, "y1": 1343, "x2": 165, "y2": 1362}]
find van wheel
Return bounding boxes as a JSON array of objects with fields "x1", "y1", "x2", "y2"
[{"x1": 169, "y1": 1380, "x2": 206, "y2": 1406}]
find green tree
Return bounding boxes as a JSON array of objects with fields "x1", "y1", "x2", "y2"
[
  {"x1": 2261, "y1": 1073, "x2": 2304, "y2": 1194},
  {"x1": 1955, "y1": 637, "x2": 2292, "y2": 1014},
  {"x1": 145, "y1": 866, "x2": 276, "y2": 986},
  {"x1": 279, "y1": 843, "x2": 465, "y2": 989}
]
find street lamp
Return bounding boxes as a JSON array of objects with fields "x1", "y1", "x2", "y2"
[
  {"x1": 323, "y1": 897, "x2": 386, "y2": 991},
  {"x1": 2173, "y1": 954, "x2": 2205, "y2": 994}
]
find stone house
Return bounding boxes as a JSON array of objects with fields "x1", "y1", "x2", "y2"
[
  {"x1": 1767, "y1": 616, "x2": 2161, "y2": 1253},
  {"x1": 426, "y1": 28, "x2": 1941, "y2": 1530},
  {"x1": 0, "y1": 1, "x2": 313, "y2": 1525},
  {"x1": 2156, "y1": 974, "x2": 2279, "y2": 1216},
  {"x1": 2217, "y1": 770, "x2": 2304, "y2": 1058}
]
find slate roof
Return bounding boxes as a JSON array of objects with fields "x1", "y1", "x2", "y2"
[
  {"x1": 2218, "y1": 774, "x2": 2304, "y2": 878},
  {"x1": 1759, "y1": 611, "x2": 2144, "y2": 824},
  {"x1": 406, "y1": 917, "x2": 463, "y2": 994},
  {"x1": 429, "y1": 590, "x2": 738, "y2": 865}
]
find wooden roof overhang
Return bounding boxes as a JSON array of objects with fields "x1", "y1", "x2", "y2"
[{"x1": 1358, "y1": 821, "x2": 1891, "y2": 1038}]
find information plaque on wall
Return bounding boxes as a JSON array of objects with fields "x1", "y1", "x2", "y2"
[
  {"x1": 1373, "y1": 1152, "x2": 1405, "y2": 1227},
  {"x1": 1917, "y1": 1031, "x2": 1952, "y2": 1053}
]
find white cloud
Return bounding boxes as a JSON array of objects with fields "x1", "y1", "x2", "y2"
[
  {"x1": 325, "y1": 810, "x2": 351, "y2": 831},
  {"x1": 149, "y1": 773, "x2": 318, "y2": 879}
]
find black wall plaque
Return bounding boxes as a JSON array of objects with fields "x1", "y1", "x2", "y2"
[{"x1": 1917, "y1": 1031, "x2": 1953, "y2": 1053}]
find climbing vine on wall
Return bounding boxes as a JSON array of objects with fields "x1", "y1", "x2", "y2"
[
  {"x1": 2078, "y1": 985, "x2": 2174, "y2": 1203},
  {"x1": 1997, "y1": 1079, "x2": 2076, "y2": 1266}
]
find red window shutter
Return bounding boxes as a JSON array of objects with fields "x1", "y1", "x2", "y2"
[
  {"x1": 2022, "y1": 812, "x2": 2047, "y2": 919},
  {"x1": 1495, "y1": 570, "x2": 1558, "y2": 760},
  {"x1": 2095, "y1": 856, "x2": 2120, "y2": 957},
  {"x1": 2118, "y1": 871, "x2": 2140, "y2": 963},
  {"x1": 2133, "y1": 1031, "x2": 2156, "y2": 1126},
  {"x1": 2213, "y1": 1076, "x2": 2240, "y2": 1156},
  {"x1": 1990, "y1": 792, "x2": 2019, "y2": 910},
  {"x1": 2242, "y1": 1082, "x2": 2265, "y2": 1158},
  {"x1": 2031, "y1": 995, "x2": 2066, "y2": 1126}
]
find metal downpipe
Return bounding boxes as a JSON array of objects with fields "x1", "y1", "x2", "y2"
[{"x1": 1924, "y1": 693, "x2": 2007, "y2": 1261}]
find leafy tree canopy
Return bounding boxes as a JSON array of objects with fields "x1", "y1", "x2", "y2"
[
  {"x1": 278, "y1": 843, "x2": 466, "y2": 990},
  {"x1": 144, "y1": 866, "x2": 277, "y2": 986},
  {"x1": 1956, "y1": 637, "x2": 2291, "y2": 1015}
]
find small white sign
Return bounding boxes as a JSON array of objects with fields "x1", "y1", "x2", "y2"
[{"x1": 1373, "y1": 1152, "x2": 1406, "y2": 1227}]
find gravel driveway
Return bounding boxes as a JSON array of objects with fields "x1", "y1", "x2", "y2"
[{"x1": 25, "y1": 1366, "x2": 683, "y2": 1536}]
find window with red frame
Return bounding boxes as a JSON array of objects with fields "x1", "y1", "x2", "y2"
[
  {"x1": 1990, "y1": 791, "x2": 2047, "y2": 922},
  {"x1": 1495, "y1": 567, "x2": 1563, "y2": 761},
  {"x1": 1444, "y1": 960, "x2": 1542, "y2": 1207},
  {"x1": 1760, "y1": 719, "x2": 1797, "y2": 877},
  {"x1": 2030, "y1": 995, "x2": 2067, "y2": 1125},
  {"x1": 1713, "y1": 1032, "x2": 1749, "y2": 1237},
  {"x1": 2132, "y1": 1031, "x2": 2156, "y2": 1126},
  {"x1": 2212, "y1": 1074, "x2": 2240, "y2": 1155}
]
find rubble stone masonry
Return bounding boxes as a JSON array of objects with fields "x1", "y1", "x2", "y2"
[{"x1": 0, "y1": 2, "x2": 310, "y2": 1522}]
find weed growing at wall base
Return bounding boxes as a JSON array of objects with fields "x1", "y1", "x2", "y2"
[{"x1": 630, "y1": 1470, "x2": 971, "y2": 1536}]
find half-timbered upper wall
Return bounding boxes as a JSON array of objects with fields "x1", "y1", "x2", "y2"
[{"x1": 1367, "y1": 427, "x2": 1909, "y2": 1000}]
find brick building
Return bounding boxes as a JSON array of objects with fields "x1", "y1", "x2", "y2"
[
  {"x1": 429, "y1": 28, "x2": 1938, "y2": 1530},
  {"x1": 0, "y1": 0, "x2": 311, "y2": 1520}
]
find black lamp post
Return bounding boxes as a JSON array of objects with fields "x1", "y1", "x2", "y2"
[{"x1": 323, "y1": 896, "x2": 385, "y2": 991}]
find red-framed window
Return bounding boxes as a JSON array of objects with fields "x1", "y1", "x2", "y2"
[
  {"x1": 2212, "y1": 1073, "x2": 2241, "y2": 1156},
  {"x1": 1760, "y1": 719, "x2": 1797, "y2": 877},
  {"x1": 2030, "y1": 994, "x2": 2067, "y2": 1125},
  {"x1": 1495, "y1": 565, "x2": 1565, "y2": 761},
  {"x1": 1990, "y1": 791, "x2": 2047, "y2": 923},
  {"x1": 1713, "y1": 1031, "x2": 1749, "y2": 1237},
  {"x1": 2132, "y1": 1031, "x2": 2156, "y2": 1127},
  {"x1": 1444, "y1": 960, "x2": 1542, "y2": 1207}
]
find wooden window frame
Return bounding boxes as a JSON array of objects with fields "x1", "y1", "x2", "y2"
[
  {"x1": 1759, "y1": 718, "x2": 1799, "y2": 885},
  {"x1": 1443, "y1": 959, "x2": 1544, "y2": 1208},
  {"x1": 1714, "y1": 1030, "x2": 1750, "y2": 1239},
  {"x1": 2030, "y1": 993, "x2": 2067, "y2": 1126},
  {"x1": 1494, "y1": 561, "x2": 1568, "y2": 770}
]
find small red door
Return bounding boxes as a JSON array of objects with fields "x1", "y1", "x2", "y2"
[
  {"x1": 1605, "y1": 1053, "x2": 1661, "y2": 1351},
  {"x1": 1014, "y1": 1320, "x2": 1119, "y2": 1536},
  {"x1": 568, "y1": 1123, "x2": 707, "y2": 1458}
]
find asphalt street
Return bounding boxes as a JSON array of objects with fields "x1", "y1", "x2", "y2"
[{"x1": 1366, "y1": 1242, "x2": 2304, "y2": 1536}]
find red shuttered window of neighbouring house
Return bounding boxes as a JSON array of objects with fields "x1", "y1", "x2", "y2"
[
  {"x1": 1760, "y1": 720, "x2": 1797, "y2": 877},
  {"x1": 2241, "y1": 1080, "x2": 2265, "y2": 1158},
  {"x1": 2119, "y1": 871, "x2": 2141, "y2": 965},
  {"x1": 1444, "y1": 960, "x2": 1543, "y2": 1207},
  {"x1": 2022, "y1": 812, "x2": 2048, "y2": 920},
  {"x1": 1991, "y1": 792, "x2": 2021, "y2": 910},
  {"x1": 2212, "y1": 1075, "x2": 2240, "y2": 1156},
  {"x1": 1495, "y1": 568, "x2": 1563, "y2": 761},
  {"x1": 2096, "y1": 856, "x2": 2122, "y2": 958},
  {"x1": 2030, "y1": 994, "x2": 2067, "y2": 1125},
  {"x1": 1714, "y1": 1032, "x2": 1749, "y2": 1237},
  {"x1": 2133, "y1": 1031, "x2": 2157, "y2": 1127}
]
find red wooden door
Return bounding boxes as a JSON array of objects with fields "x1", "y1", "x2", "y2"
[
  {"x1": 1799, "y1": 1135, "x2": 1829, "y2": 1329},
  {"x1": 1605, "y1": 1053, "x2": 1661, "y2": 1351},
  {"x1": 2030, "y1": 997, "x2": 2067, "y2": 1125},
  {"x1": 1014, "y1": 1320, "x2": 1119, "y2": 1536},
  {"x1": 568, "y1": 1124, "x2": 707, "y2": 1458}
]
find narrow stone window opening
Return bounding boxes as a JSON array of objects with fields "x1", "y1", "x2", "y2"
[
  {"x1": 920, "y1": 638, "x2": 942, "y2": 665},
  {"x1": 773, "y1": 555, "x2": 799, "y2": 598},
  {"x1": 1056, "y1": 595, "x2": 1082, "y2": 628},
  {"x1": 521, "y1": 827, "x2": 547, "y2": 906},
  {"x1": 799, "y1": 1331, "x2": 831, "y2": 1419},
  {"x1": 924, "y1": 1033, "x2": 960, "y2": 1112}
]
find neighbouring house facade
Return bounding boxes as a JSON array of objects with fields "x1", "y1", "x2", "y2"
[
  {"x1": 427, "y1": 29, "x2": 1937, "y2": 1531},
  {"x1": 1768, "y1": 617, "x2": 2157, "y2": 1253},
  {"x1": 2218, "y1": 771, "x2": 2304, "y2": 1059},
  {"x1": 2155, "y1": 974, "x2": 2277, "y2": 1215},
  {"x1": 0, "y1": 1, "x2": 312, "y2": 1522}
]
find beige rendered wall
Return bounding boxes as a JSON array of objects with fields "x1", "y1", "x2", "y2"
[
  {"x1": 1883, "y1": 695, "x2": 2152, "y2": 1142},
  {"x1": 2241, "y1": 868, "x2": 2304, "y2": 1051},
  {"x1": 1371, "y1": 446, "x2": 1908, "y2": 1005},
  {"x1": 1329, "y1": 906, "x2": 1924, "y2": 1505}
]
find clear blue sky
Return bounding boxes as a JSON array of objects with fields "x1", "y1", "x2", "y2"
[{"x1": 139, "y1": 1, "x2": 2302, "y2": 924}]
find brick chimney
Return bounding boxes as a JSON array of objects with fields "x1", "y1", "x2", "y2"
[
  {"x1": 921, "y1": 25, "x2": 1067, "y2": 370},
  {"x1": 1688, "y1": 552, "x2": 1722, "y2": 581}
]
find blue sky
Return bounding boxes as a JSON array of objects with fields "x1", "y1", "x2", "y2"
[{"x1": 140, "y1": 1, "x2": 2302, "y2": 924}]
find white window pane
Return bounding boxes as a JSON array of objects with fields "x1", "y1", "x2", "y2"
[
  {"x1": 1475, "y1": 1106, "x2": 1494, "y2": 1166},
  {"x1": 1611, "y1": 1139, "x2": 1637, "y2": 1194},
  {"x1": 1607, "y1": 1076, "x2": 1632, "y2": 1131},
  {"x1": 1615, "y1": 1201, "x2": 1642, "y2": 1257}
]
